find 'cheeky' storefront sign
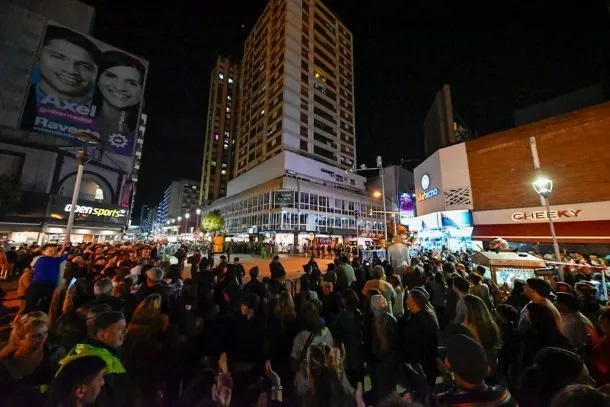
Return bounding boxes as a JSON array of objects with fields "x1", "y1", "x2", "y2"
[{"x1": 511, "y1": 209, "x2": 581, "y2": 221}]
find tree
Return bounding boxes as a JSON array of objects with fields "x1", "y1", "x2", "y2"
[
  {"x1": 201, "y1": 210, "x2": 225, "y2": 233},
  {"x1": 0, "y1": 174, "x2": 21, "y2": 215}
]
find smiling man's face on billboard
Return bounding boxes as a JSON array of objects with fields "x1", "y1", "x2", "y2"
[{"x1": 39, "y1": 38, "x2": 97, "y2": 99}]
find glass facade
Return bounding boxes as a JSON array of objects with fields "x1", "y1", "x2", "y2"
[{"x1": 210, "y1": 189, "x2": 384, "y2": 235}]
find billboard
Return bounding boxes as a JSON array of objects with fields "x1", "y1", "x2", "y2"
[
  {"x1": 48, "y1": 195, "x2": 128, "y2": 225},
  {"x1": 19, "y1": 22, "x2": 148, "y2": 171}
]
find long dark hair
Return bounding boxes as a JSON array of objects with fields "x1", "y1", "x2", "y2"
[{"x1": 93, "y1": 50, "x2": 145, "y2": 132}]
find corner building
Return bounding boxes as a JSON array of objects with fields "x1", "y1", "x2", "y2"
[{"x1": 203, "y1": 0, "x2": 383, "y2": 247}]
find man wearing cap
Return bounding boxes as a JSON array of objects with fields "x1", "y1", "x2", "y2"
[
  {"x1": 433, "y1": 334, "x2": 516, "y2": 406},
  {"x1": 59, "y1": 311, "x2": 129, "y2": 407},
  {"x1": 519, "y1": 278, "x2": 562, "y2": 333}
]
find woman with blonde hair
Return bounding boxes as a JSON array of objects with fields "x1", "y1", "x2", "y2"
[
  {"x1": 0, "y1": 311, "x2": 65, "y2": 403},
  {"x1": 305, "y1": 343, "x2": 354, "y2": 407},
  {"x1": 447, "y1": 294, "x2": 501, "y2": 375}
]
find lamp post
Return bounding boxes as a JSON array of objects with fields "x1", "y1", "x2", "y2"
[
  {"x1": 347, "y1": 155, "x2": 388, "y2": 248},
  {"x1": 185, "y1": 213, "x2": 190, "y2": 235},
  {"x1": 196, "y1": 208, "x2": 201, "y2": 234},
  {"x1": 177, "y1": 216, "x2": 182, "y2": 235},
  {"x1": 532, "y1": 176, "x2": 563, "y2": 280},
  {"x1": 65, "y1": 132, "x2": 98, "y2": 243}
]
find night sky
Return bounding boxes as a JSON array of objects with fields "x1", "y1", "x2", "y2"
[{"x1": 82, "y1": 0, "x2": 610, "y2": 219}]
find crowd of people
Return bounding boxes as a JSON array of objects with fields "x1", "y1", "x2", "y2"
[{"x1": 0, "y1": 239, "x2": 609, "y2": 407}]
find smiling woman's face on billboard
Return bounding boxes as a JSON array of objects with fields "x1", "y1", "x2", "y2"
[
  {"x1": 98, "y1": 65, "x2": 143, "y2": 109},
  {"x1": 39, "y1": 38, "x2": 97, "y2": 98}
]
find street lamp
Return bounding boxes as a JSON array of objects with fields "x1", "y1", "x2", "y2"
[
  {"x1": 347, "y1": 155, "x2": 388, "y2": 248},
  {"x1": 65, "y1": 132, "x2": 98, "y2": 243},
  {"x1": 372, "y1": 190, "x2": 398, "y2": 238},
  {"x1": 185, "y1": 213, "x2": 190, "y2": 235},
  {"x1": 196, "y1": 208, "x2": 201, "y2": 234},
  {"x1": 532, "y1": 176, "x2": 563, "y2": 280}
]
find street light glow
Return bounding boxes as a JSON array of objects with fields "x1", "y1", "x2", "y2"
[
  {"x1": 196, "y1": 208, "x2": 201, "y2": 215},
  {"x1": 185, "y1": 213, "x2": 190, "y2": 219},
  {"x1": 372, "y1": 191, "x2": 382, "y2": 198},
  {"x1": 533, "y1": 176, "x2": 553, "y2": 197}
]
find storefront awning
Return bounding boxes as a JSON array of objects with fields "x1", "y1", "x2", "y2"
[{"x1": 472, "y1": 220, "x2": 610, "y2": 244}]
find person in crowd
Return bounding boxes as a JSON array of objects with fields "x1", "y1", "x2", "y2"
[
  {"x1": 494, "y1": 304, "x2": 521, "y2": 388},
  {"x1": 550, "y1": 384, "x2": 610, "y2": 407},
  {"x1": 304, "y1": 343, "x2": 354, "y2": 407},
  {"x1": 446, "y1": 294, "x2": 501, "y2": 376},
  {"x1": 362, "y1": 265, "x2": 396, "y2": 312},
  {"x1": 337, "y1": 255, "x2": 357, "y2": 291},
  {"x1": 518, "y1": 347, "x2": 594, "y2": 407},
  {"x1": 136, "y1": 267, "x2": 175, "y2": 319},
  {"x1": 370, "y1": 294, "x2": 398, "y2": 402},
  {"x1": 331, "y1": 289, "x2": 365, "y2": 388},
  {"x1": 270, "y1": 255, "x2": 287, "y2": 281},
  {"x1": 505, "y1": 279, "x2": 529, "y2": 310},
  {"x1": 388, "y1": 275, "x2": 405, "y2": 317},
  {"x1": 469, "y1": 272, "x2": 495, "y2": 311},
  {"x1": 266, "y1": 291, "x2": 299, "y2": 395},
  {"x1": 555, "y1": 292, "x2": 600, "y2": 354},
  {"x1": 85, "y1": 278, "x2": 124, "y2": 312},
  {"x1": 452, "y1": 275, "x2": 471, "y2": 323},
  {"x1": 0, "y1": 311, "x2": 65, "y2": 404},
  {"x1": 320, "y1": 281, "x2": 341, "y2": 325},
  {"x1": 243, "y1": 266, "x2": 268, "y2": 301},
  {"x1": 291, "y1": 301, "x2": 334, "y2": 397},
  {"x1": 233, "y1": 257, "x2": 246, "y2": 285},
  {"x1": 59, "y1": 311, "x2": 129, "y2": 407},
  {"x1": 519, "y1": 302, "x2": 572, "y2": 370},
  {"x1": 433, "y1": 334, "x2": 516, "y2": 406},
  {"x1": 387, "y1": 235, "x2": 410, "y2": 275},
  {"x1": 24, "y1": 243, "x2": 70, "y2": 314},
  {"x1": 294, "y1": 276, "x2": 319, "y2": 315},
  {"x1": 519, "y1": 278, "x2": 563, "y2": 333},
  {"x1": 398, "y1": 289, "x2": 439, "y2": 391},
  {"x1": 426, "y1": 271, "x2": 447, "y2": 328},
  {"x1": 123, "y1": 293, "x2": 167, "y2": 404},
  {"x1": 592, "y1": 306, "x2": 610, "y2": 385},
  {"x1": 44, "y1": 355, "x2": 106, "y2": 407}
]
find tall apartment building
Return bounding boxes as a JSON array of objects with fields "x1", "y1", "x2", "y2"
[
  {"x1": 200, "y1": 57, "x2": 240, "y2": 204},
  {"x1": 234, "y1": 0, "x2": 356, "y2": 177},
  {"x1": 157, "y1": 179, "x2": 200, "y2": 223},
  {"x1": 200, "y1": 0, "x2": 385, "y2": 245}
]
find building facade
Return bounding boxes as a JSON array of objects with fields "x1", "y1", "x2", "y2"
[
  {"x1": 157, "y1": 179, "x2": 201, "y2": 223},
  {"x1": 200, "y1": 0, "x2": 383, "y2": 248},
  {"x1": 200, "y1": 57, "x2": 240, "y2": 204},
  {"x1": 139, "y1": 204, "x2": 156, "y2": 233},
  {"x1": 0, "y1": 0, "x2": 148, "y2": 244},
  {"x1": 468, "y1": 101, "x2": 610, "y2": 251},
  {"x1": 234, "y1": 0, "x2": 356, "y2": 177}
]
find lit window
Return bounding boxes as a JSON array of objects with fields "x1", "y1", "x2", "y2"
[
  {"x1": 260, "y1": 109, "x2": 265, "y2": 115},
  {"x1": 227, "y1": 95, "x2": 232, "y2": 101},
  {"x1": 222, "y1": 163, "x2": 227, "y2": 168},
  {"x1": 211, "y1": 161, "x2": 217, "y2": 166},
  {"x1": 218, "y1": 73, "x2": 224, "y2": 79},
  {"x1": 214, "y1": 133, "x2": 219, "y2": 141},
  {"x1": 224, "y1": 144, "x2": 228, "y2": 150},
  {"x1": 226, "y1": 107, "x2": 230, "y2": 112},
  {"x1": 94, "y1": 186, "x2": 104, "y2": 201},
  {"x1": 228, "y1": 78, "x2": 234, "y2": 84},
  {"x1": 221, "y1": 170, "x2": 227, "y2": 175}
]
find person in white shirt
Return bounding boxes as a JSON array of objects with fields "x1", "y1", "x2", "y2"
[{"x1": 387, "y1": 235, "x2": 410, "y2": 272}]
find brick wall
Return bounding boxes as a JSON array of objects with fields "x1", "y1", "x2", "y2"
[{"x1": 467, "y1": 102, "x2": 610, "y2": 211}]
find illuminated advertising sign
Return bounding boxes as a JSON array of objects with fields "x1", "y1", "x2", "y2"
[
  {"x1": 48, "y1": 196, "x2": 127, "y2": 224},
  {"x1": 19, "y1": 22, "x2": 148, "y2": 170}
]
